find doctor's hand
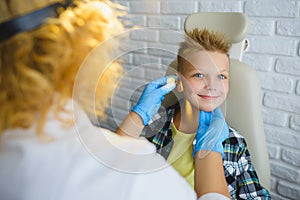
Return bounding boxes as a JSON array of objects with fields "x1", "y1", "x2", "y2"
[
  {"x1": 193, "y1": 108, "x2": 229, "y2": 158},
  {"x1": 132, "y1": 75, "x2": 177, "y2": 125}
]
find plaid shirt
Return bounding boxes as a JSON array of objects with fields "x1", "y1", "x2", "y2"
[{"x1": 142, "y1": 103, "x2": 271, "y2": 200}]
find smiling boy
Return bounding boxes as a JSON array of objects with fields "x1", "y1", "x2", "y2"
[{"x1": 143, "y1": 28, "x2": 271, "y2": 199}]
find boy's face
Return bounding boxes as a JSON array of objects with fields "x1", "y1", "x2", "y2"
[{"x1": 178, "y1": 50, "x2": 229, "y2": 112}]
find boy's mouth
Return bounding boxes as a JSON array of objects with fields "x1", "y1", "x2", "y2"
[{"x1": 198, "y1": 95, "x2": 219, "y2": 100}]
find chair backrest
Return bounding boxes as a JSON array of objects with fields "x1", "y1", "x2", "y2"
[{"x1": 163, "y1": 12, "x2": 271, "y2": 190}]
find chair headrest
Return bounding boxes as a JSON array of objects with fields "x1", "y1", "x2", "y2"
[{"x1": 184, "y1": 12, "x2": 249, "y2": 43}]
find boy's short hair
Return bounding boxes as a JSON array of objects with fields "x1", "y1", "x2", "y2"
[{"x1": 177, "y1": 28, "x2": 231, "y2": 73}]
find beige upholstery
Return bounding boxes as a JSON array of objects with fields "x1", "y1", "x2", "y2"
[{"x1": 163, "y1": 12, "x2": 271, "y2": 190}]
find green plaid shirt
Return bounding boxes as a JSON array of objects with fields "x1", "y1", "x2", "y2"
[{"x1": 142, "y1": 103, "x2": 271, "y2": 200}]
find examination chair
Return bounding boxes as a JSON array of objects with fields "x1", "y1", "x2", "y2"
[{"x1": 163, "y1": 12, "x2": 271, "y2": 191}]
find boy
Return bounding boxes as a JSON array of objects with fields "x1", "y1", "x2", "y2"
[{"x1": 142, "y1": 28, "x2": 271, "y2": 199}]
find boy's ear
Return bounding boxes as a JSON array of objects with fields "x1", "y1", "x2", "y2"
[{"x1": 175, "y1": 72, "x2": 183, "y2": 92}]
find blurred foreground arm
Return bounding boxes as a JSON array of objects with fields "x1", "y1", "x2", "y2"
[
  {"x1": 116, "y1": 111, "x2": 144, "y2": 137},
  {"x1": 195, "y1": 151, "x2": 230, "y2": 199},
  {"x1": 194, "y1": 109, "x2": 230, "y2": 199}
]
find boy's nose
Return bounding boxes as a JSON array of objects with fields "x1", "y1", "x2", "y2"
[{"x1": 204, "y1": 77, "x2": 216, "y2": 91}]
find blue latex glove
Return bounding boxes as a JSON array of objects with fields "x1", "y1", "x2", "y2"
[
  {"x1": 132, "y1": 75, "x2": 177, "y2": 125},
  {"x1": 193, "y1": 108, "x2": 229, "y2": 158}
]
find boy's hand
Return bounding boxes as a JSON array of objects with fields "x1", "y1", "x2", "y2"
[
  {"x1": 193, "y1": 108, "x2": 229, "y2": 158},
  {"x1": 132, "y1": 75, "x2": 177, "y2": 125}
]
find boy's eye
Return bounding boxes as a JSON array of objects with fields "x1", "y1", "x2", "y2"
[
  {"x1": 193, "y1": 73, "x2": 204, "y2": 78},
  {"x1": 218, "y1": 74, "x2": 227, "y2": 80}
]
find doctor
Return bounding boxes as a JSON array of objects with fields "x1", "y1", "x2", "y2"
[{"x1": 0, "y1": 0, "x2": 229, "y2": 199}]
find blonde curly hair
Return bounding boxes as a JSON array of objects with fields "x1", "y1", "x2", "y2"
[{"x1": 0, "y1": 0, "x2": 125, "y2": 136}]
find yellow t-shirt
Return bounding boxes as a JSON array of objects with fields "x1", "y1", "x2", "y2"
[{"x1": 167, "y1": 122, "x2": 196, "y2": 188}]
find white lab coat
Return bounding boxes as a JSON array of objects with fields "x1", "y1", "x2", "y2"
[{"x1": 0, "y1": 100, "x2": 228, "y2": 200}]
